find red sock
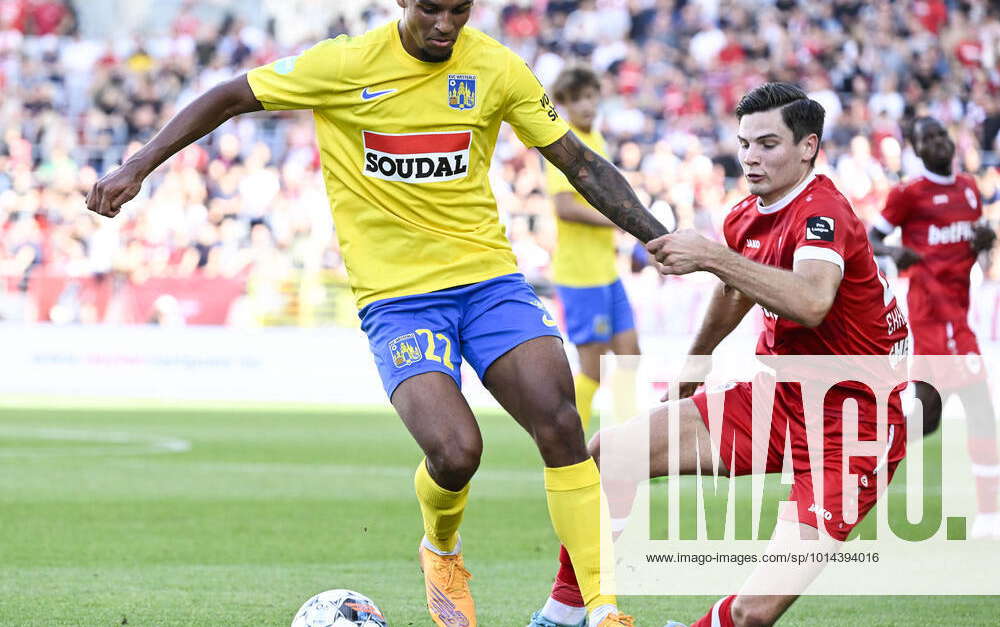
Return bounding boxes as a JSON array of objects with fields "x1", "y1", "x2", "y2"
[
  {"x1": 550, "y1": 544, "x2": 585, "y2": 607},
  {"x1": 691, "y1": 595, "x2": 735, "y2": 627},
  {"x1": 969, "y1": 437, "x2": 999, "y2": 513}
]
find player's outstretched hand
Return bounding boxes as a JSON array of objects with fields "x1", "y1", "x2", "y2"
[
  {"x1": 646, "y1": 229, "x2": 717, "y2": 276},
  {"x1": 972, "y1": 224, "x2": 997, "y2": 254},
  {"x1": 86, "y1": 162, "x2": 145, "y2": 218},
  {"x1": 890, "y1": 245, "x2": 921, "y2": 270}
]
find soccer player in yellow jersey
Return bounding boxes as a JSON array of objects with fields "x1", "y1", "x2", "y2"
[
  {"x1": 545, "y1": 66, "x2": 641, "y2": 432},
  {"x1": 85, "y1": 2, "x2": 667, "y2": 625}
]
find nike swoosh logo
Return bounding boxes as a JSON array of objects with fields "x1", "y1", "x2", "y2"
[
  {"x1": 542, "y1": 314, "x2": 558, "y2": 327},
  {"x1": 361, "y1": 87, "x2": 397, "y2": 101}
]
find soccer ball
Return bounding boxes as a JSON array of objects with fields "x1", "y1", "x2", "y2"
[{"x1": 290, "y1": 589, "x2": 388, "y2": 627}]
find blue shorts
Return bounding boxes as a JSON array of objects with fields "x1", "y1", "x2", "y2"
[
  {"x1": 555, "y1": 278, "x2": 636, "y2": 346},
  {"x1": 359, "y1": 273, "x2": 563, "y2": 398}
]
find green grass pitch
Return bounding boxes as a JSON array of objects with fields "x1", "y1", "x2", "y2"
[{"x1": 0, "y1": 405, "x2": 996, "y2": 625}]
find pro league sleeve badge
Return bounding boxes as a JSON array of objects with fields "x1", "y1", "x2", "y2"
[{"x1": 806, "y1": 216, "x2": 835, "y2": 242}]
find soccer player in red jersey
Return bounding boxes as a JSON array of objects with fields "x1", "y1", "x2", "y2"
[
  {"x1": 531, "y1": 83, "x2": 909, "y2": 627},
  {"x1": 869, "y1": 116, "x2": 999, "y2": 537}
]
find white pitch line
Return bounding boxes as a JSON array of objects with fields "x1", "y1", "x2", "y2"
[
  {"x1": 107, "y1": 459, "x2": 542, "y2": 482},
  {"x1": 0, "y1": 427, "x2": 191, "y2": 458}
]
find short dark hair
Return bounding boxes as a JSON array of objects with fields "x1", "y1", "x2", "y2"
[
  {"x1": 735, "y1": 82, "x2": 825, "y2": 165},
  {"x1": 907, "y1": 115, "x2": 942, "y2": 146},
  {"x1": 551, "y1": 65, "x2": 601, "y2": 104}
]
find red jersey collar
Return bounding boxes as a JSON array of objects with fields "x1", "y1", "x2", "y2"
[
  {"x1": 757, "y1": 171, "x2": 817, "y2": 214},
  {"x1": 920, "y1": 166, "x2": 956, "y2": 185}
]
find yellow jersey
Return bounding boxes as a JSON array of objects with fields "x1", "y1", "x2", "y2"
[
  {"x1": 545, "y1": 123, "x2": 617, "y2": 287},
  {"x1": 247, "y1": 21, "x2": 569, "y2": 308}
]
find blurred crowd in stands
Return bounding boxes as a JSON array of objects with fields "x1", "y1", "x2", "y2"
[{"x1": 1, "y1": 0, "x2": 999, "y2": 326}]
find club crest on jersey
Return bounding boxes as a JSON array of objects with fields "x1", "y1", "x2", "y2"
[
  {"x1": 362, "y1": 130, "x2": 471, "y2": 184},
  {"x1": 389, "y1": 333, "x2": 423, "y2": 368},
  {"x1": 447, "y1": 74, "x2": 477, "y2": 110},
  {"x1": 965, "y1": 187, "x2": 978, "y2": 209},
  {"x1": 805, "y1": 216, "x2": 835, "y2": 242}
]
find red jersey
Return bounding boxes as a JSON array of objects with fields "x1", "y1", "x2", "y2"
[
  {"x1": 877, "y1": 170, "x2": 982, "y2": 324},
  {"x1": 724, "y1": 174, "x2": 909, "y2": 359}
]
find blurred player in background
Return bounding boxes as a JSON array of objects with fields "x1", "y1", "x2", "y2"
[
  {"x1": 869, "y1": 116, "x2": 1000, "y2": 538},
  {"x1": 84, "y1": 1, "x2": 667, "y2": 625},
  {"x1": 534, "y1": 83, "x2": 909, "y2": 627},
  {"x1": 545, "y1": 65, "x2": 641, "y2": 432}
]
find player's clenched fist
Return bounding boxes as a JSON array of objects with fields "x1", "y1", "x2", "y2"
[
  {"x1": 888, "y1": 245, "x2": 922, "y2": 270},
  {"x1": 645, "y1": 229, "x2": 718, "y2": 276},
  {"x1": 85, "y1": 162, "x2": 144, "y2": 218},
  {"x1": 972, "y1": 223, "x2": 997, "y2": 254}
]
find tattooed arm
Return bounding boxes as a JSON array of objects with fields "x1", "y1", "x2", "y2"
[{"x1": 538, "y1": 131, "x2": 669, "y2": 243}]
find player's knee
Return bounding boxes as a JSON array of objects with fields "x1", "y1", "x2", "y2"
[
  {"x1": 587, "y1": 430, "x2": 602, "y2": 467},
  {"x1": 915, "y1": 384, "x2": 943, "y2": 437},
  {"x1": 731, "y1": 597, "x2": 776, "y2": 627},
  {"x1": 533, "y1": 399, "x2": 586, "y2": 461},
  {"x1": 920, "y1": 393, "x2": 943, "y2": 436},
  {"x1": 923, "y1": 407, "x2": 942, "y2": 437},
  {"x1": 427, "y1": 439, "x2": 482, "y2": 486},
  {"x1": 618, "y1": 340, "x2": 640, "y2": 356}
]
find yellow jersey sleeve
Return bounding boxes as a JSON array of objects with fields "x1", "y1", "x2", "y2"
[
  {"x1": 502, "y1": 54, "x2": 569, "y2": 148},
  {"x1": 246, "y1": 38, "x2": 346, "y2": 111}
]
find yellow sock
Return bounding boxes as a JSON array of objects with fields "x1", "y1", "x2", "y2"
[
  {"x1": 414, "y1": 458, "x2": 469, "y2": 553},
  {"x1": 574, "y1": 373, "x2": 600, "y2": 431},
  {"x1": 610, "y1": 366, "x2": 638, "y2": 424},
  {"x1": 544, "y1": 458, "x2": 616, "y2": 610}
]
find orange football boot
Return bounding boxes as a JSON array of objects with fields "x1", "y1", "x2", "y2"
[{"x1": 418, "y1": 540, "x2": 476, "y2": 627}]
